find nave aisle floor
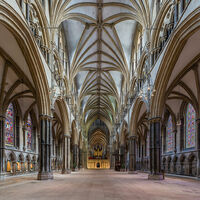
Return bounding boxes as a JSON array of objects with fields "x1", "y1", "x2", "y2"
[{"x1": 0, "y1": 170, "x2": 200, "y2": 200}]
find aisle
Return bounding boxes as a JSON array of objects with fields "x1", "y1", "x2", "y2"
[{"x1": 0, "y1": 170, "x2": 200, "y2": 200}]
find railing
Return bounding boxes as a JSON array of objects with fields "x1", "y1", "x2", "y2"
[
  {"x1": 151, "y1": 0, "x2": 192, "y2": 67},
  {"x1": 123, "y1": 0, "x2": 193, "y2": 119},
  {"x1": 17, "y1": 0, "x2": 68, "y2": 92}
]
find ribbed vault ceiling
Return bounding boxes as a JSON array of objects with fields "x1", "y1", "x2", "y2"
[{"x1": 62, "y1": 0, "x2": 139, "y2": 126}]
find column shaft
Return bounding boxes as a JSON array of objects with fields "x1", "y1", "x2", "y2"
[
  {"x1": 67, "y1": 137, "x2": 71, "y2": 172},
  {"x1": 37, "y1": 116, "x2": 53, "y2": 180},
  {"x1": 62, "y1": 136, "x2": 67, "y2": 174},
  {"x1": 129, "y1": 136, "x2": 137, "y2": 174},
  {"x1": 62, "y1": 135, "x2": 71, "y2": 173},
  {"x1": 79, "y1": 149, "x2": 82, "y2": 168},
  {"x1": 120, "y1": 145, "x2": 125, "y2": 169},
  {"x1": 73, "y1": 144, "x2": 78, "y2": 170},
  {"x1": 114, "y1": 149, "x2": 120, "y2": 171},
  {"x1": 148, "y1": 119, "x2": 164, "y2": 180}
]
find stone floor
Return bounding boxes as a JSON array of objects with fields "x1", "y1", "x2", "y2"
[{"x1": 0, "y1": 170, "x2": 200, "y2": 200}]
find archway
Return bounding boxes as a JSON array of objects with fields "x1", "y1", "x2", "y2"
[{"x1": 87, "y1": 119, "x2": 110, "y2": 169}]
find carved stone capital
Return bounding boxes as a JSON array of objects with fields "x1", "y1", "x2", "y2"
[
  {"x1": 39, "y1": 114, "x2": 52, "y2": 121},
  {"x1": 0, "y1": 115, "x2": 5, "y2": 121},
  {"x1": 129, "y1": 135, "x2": 136, "y2": 140},
  {"x1": 148, "y1": 117, "x2": 161, "y2": 123},
  {"x1": 64, "y1": 134, "x2": 71, "y2": 138}
]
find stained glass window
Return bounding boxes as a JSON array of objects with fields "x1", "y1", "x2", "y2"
[
  {"x1": 5, "y1": 103, "x2": 15, "y2": 146},
  {"x1": 26, "y1": 114, "x2": 32, "y2": 150},
  {"x1": 186, "y1": 104, "x2": 196, "y2": 148},
  {"x1": 166, "y1": 115, "x2": 173, "y2": 152}
]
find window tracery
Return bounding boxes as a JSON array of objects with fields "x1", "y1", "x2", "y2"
[
  {"x1": 185, "y1": 103, "x2": 196, "y2": 149},
  {"x1": 26, "y1": 114, "x2": 33, "y2": 151},
  {"x1": 166, "y1": 115, "x2": 173, "y2": 152}
]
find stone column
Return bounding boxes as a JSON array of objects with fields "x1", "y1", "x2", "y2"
[
  {"x1": 37, "y1": 115, "x2": 53, "y2": 180},
  {"x1": 82, "y1": 150, "x2": 87, "y2": 169},
  {"x1": 53, "y1": 139, "x2": 56, "y2": 157},
  {"x1": 77, "y1": 146, "x2": 79, "y2": 168},
  {"x1": 12, "y1": 162, "x2": 16, "y2": 175},
  {"x1": 21, "y1": 161, "x2": 25, "y2": 173},
  {"x1": 128, "y1": 136, "x2": 137, "y2": 174},
  {"x1": 82, "y1": 151, "x2": 85, "y2": 169},
  {"x1": 28, "y1": 160, "x2": 30, "y2": 172},
  {"x1": 79, "y1": 148, "x2": 82, "y2": 169},
  {"x1": 62, "y1": 135, "x2": 67, "y2": 174},
  {"x1": 49, "y1": 117, "x2": 53, "y2": 176},
  {"x1": 196, "y1": 119, "x2": 200, "y2": 178},
  {"x1": 62, "y1": 135, "x2": 71, "y2": 174},
  {"x1": 0, "y1": 115, "x2": 5, "y2": 176},
  {"x1": 148, "y1": 118, "x2": 164, "y2": 180},
  {"x1": 173, "y1": 130, "x2": 177, "y2": 154},
  {"x1": 67, "y1": 137, "x2": 71, "y2": 172},
  {"x1": 114, "y1": 149, "x2": 119, "y2": 170},
  {"x1": 120, "y1": 145, "x2": 125, "y2": 170},
  {"x1": 176, "y1": 123, "x2": 181, "y2": 153},
  {"x1": 73, "y1": 144, "x2": 78, "y2": 171},
  {"x1": 55, "y1": 141, "x2": 59, "y2": 170},
  {"x1": 110, "y1": 151, "x2": 115, "y2": 169}
]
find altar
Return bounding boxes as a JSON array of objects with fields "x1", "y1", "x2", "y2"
[{"x1": 87, "y1": 159, "x2": 110, "y2": 169}]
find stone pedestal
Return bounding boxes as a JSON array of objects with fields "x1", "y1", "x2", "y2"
[
  {"x1": 37, "y1": 115, "x2": 53, "y2": 180},
  {"x1": 148, "y1": 118, "x2": 164, "y2": 180}
]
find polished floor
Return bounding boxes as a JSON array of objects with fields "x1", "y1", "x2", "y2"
[{"x1": 0, "y1": 170, "x2": 200, "y2": 200}]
